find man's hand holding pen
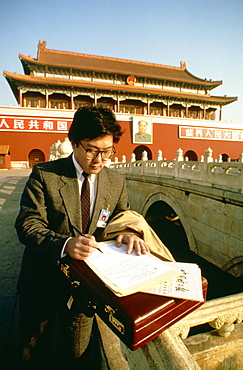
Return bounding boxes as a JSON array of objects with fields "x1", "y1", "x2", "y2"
[{"x1": 64, "y1": 233, "x2": 99, "y2": 260}]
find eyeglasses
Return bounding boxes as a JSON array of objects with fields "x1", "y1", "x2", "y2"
[{"x1": 79, "y1": 141, "x2": 116, "y2": 160}]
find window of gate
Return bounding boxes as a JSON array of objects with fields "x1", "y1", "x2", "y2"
[{"x1": 28, "y1": 149, "x2": 45, "y2": 168}]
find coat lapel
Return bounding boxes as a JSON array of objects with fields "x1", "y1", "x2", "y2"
[{"x1": 59, "y1": 156, "x2": 82, "y2": 233}]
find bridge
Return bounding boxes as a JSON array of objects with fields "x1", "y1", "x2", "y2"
[
  {"x1": 2, "y1": 156, "x2": 242, "y2": 369},
  {"x1": 110, "y1": 147, "x2": 243, "y2": 278}
]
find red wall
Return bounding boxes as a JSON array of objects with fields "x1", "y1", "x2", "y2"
[
  {"x1": 115, "y1": 120, "x2": 242, "y2": 161},
  {"x1": 0, "y1": 131, "x2": 67, "y2": 162},
  {"x1": 1, "y1": 115, "x2": 243, "y2": 164}
]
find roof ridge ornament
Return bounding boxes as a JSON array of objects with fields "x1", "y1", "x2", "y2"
[
  {"x1": 38, "y1": 41, "x2": 47, "y2": 50},
  {"x1": 180, "y1": 61, "x2": 186, "y2": 70}
]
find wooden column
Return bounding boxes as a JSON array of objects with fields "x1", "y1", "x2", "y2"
[
  {"x1": 70, "y1": 92, "x2": 74, "y2": 110},
  {"x1": 18, "y1": 89, "x2": 23, "y2": 106},
  {"x1": 45, "y1": 90, "x2": 49, "y2": 108},
  {"x1": 147, "y1": 99, "x2": 150, "y2": 115},
  {"x1": 219, "y1": 106, "x2": 222, "y2": 121},
  {"x1": 94, "y1": 92, "x2": 97, "y2": 106},
  {"x1": 167, "y1": 102, "x2": 170, "y2": 117}
]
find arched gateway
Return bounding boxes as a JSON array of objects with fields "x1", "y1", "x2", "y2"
[{"x1": 28, "y1": 149, "x2": 45, "y2": 168}]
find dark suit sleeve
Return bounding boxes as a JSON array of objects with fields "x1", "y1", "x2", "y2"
[{"x1": 15, "y1": 164, "x2": 70, "y2": 262}]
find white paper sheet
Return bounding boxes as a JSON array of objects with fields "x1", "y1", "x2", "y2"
[
  {"x1": 143, "y1": 261, "x2": 204, "y2": 302},
  {"x1": 85, "y1": 241, "x2": 180, "y2": 295}
]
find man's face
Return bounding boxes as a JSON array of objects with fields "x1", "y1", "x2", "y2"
[
  {"x1": 138, "y1": 121, "x2": 147, "y2": 135},
  {"x1": 73, "y1": 134, "x2": 114, "y2": 174}
]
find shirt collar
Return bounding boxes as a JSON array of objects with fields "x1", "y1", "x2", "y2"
[{"x1": 72, "y1": 152, "x2": 96, "y2": 183}]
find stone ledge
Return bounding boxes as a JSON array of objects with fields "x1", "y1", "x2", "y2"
[{"x1": 184, "y1": 322, "x2": 243, "y2": 370}]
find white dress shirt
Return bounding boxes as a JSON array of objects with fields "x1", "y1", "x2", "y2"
[
  {"x1": 61, "y1": 153, "x2": 97, "y2": 257},
  {"x1": 72, "y1": 152, "x2": 97, "y2": 216}
]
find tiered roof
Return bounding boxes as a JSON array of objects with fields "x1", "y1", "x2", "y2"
[
  {"x1": 19, "y1": 41, "x2": 221, "y2": 90},
  {"x1": 3, "y1": 41, "x2": 237, "y2": 107}
]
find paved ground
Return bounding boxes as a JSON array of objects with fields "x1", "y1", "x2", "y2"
[{"x1": 0, "y1": 169, "x2": 31, "y2": 369}]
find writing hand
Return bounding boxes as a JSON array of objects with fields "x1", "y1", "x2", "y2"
[
  {"x1": 64, "y1": 234, "x2": 98, "y2": 260},
  {"x1": 115, "y1": 234, "x2": 150, "y2": 256}
]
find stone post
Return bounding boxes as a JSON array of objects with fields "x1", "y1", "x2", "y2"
[
  {"x1": 131, "y1": 153, "x2": 136, "y2": 162},
  {"x1": 239, "y1": 153, "x2": 243, "y2": 162},
  {"x1": 218, "y1": 154, "x2": 222, "y2": 163},
  {"x1": 176, "y1": 148, "x2": 184, "y2": 161},
  {"x1": 142, "y1": 150, "x2": 148, "y2": 161},
  {"x1": 175, "y1": 148, "x2": 184, "y2": 178},
  {"x1": 205, "y1": 147, "x2": 213, "y2": 163},
  {"x1": 157, "y1": 149, "x2": 163, "y2": 161}
]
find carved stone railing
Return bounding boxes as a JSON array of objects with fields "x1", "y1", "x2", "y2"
[
  {"x1": 49, "y1": 140, "x2": 243, "y2": 193},
  {"x1": 171, "y1": 292, "x2": 243, "y2": 339},
  {"x1": 98, "y1": 293, "x2": 243, "y2": 369},
  {"x1": 110, "y1": 148, "x2": 243, "y2": 193}
]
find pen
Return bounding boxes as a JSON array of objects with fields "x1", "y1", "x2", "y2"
[{"x1": 71, "y1": 224, "x2": 103, "y2": 253}]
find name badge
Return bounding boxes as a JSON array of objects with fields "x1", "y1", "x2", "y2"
[{"x1": 97, "y1": 209, "x2": 110, "y2": 228}]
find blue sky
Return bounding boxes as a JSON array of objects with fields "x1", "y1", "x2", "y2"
[{"x1": 1, "y1": 0, "x2": 243, "y2": 123}]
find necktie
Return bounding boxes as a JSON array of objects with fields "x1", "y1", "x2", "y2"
[{"x1": 81, "y1": 172, "x2": 90, "y2": 233}]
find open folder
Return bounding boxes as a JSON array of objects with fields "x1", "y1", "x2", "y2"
[{"x1": 84, "y1": 240, "x2": 180, "y2": 296}]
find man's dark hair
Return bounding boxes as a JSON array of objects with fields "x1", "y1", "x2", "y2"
[{"x1": 68, "y1": 106, "x2": 123, "y2": 144}]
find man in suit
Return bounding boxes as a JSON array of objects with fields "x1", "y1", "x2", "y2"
[{"x1": 15, "y1": 107, "x2": 149, "y2": 369}]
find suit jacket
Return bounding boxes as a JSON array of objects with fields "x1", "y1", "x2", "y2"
[{"x1": 15, "y1": 154, "x2": 129, "y2": 297}]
